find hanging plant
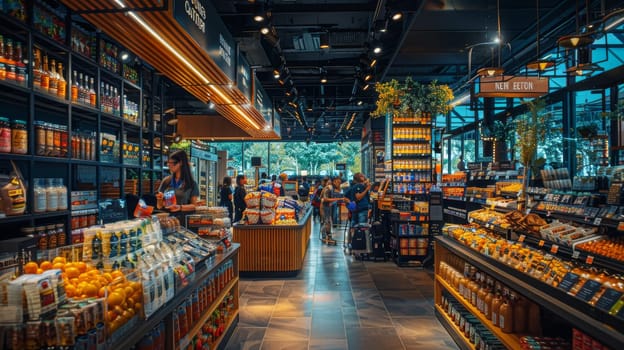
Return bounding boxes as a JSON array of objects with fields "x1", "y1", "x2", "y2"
[{"x1": 371, "y1": 79, "x2": 402, "y2": 118}]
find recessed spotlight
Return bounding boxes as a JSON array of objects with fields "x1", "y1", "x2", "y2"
[
  {"x1": 390, "y1": 10, "x2": 403, "y2": 21},
  {"x1": 260, "y1": 26, "x2": 270, "y2": 35},
  {"x1": 253, "y1": 14, "x2": 265, "y2": 22}
]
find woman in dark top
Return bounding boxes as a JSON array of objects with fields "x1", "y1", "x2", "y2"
[
  {"x1": 219, "y1": 176, "x2": 234, "y2": 221},
  {"x1": 156, "y1": 149, "x2": 199, "y2": 212},
  {"x1": 233, "y1": 174, "x2": 247, "y2": 223}
]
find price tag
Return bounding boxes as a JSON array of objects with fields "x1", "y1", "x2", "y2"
[
  {"x1": 546, "y1": 211, "x2": 551, "y2": 217},
  {"x1": 538, "y1": 240, "x2": 545, "y2": 247},
  {"x1": 525, "y1": 208, "x2": 531, "y2": 215},
  {"x1": 572, "y1": 250, "x2": 581, "y2": 259},
  {"x1": 593, "y1": 218, "x2": 602, "y2": 226},
  {"x1": 518, "y1": 234, "x2": 526, "y2": 243},
  {"x1": 586, "y1": 255, "x2": 594, "y2": 265},
  {"x1": 550, "y1": 244, "x2": 559, "y2": 254}
]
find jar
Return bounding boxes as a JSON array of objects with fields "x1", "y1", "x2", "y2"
[
  {"x1": 0, "y1": 117, "x2": 11, "y2": 153},
  {"x1": 16, "y1": 66, "x2": 26, "y2": 84},
  {"x1": 36, "y1": 226, "x2": 48, "y2": 250},
  {"x1": 56, "y1": 223, "x2": 66, "y2": 247},
  {"x1": 79, "y1": 210, "x2": 88, "y2": 228},
  {"x1": 45, "y1": 123, "x2": 54, "y2": 156},
  {"x1": 6, "y1": 65, "x2": 16, "y2": 81},
  {"x1": 87, "y1": 210, "x2": 97, "y2": 226},
  {"x1": 47, "y1": 224, "x2": 57, "y2": 250},
  {"x1": 11, "y1": 119, "x2": 27, "y2": 154},
  {"x1": 53, "y1": 125, "x2": 61, "y2": 157},
  {"x1": 71, "y1": 214, "x2": 80, "y2": 230},
  {"x1": 35, "y1": 121, "x2": 46, "y2": 156},
  {"x1": 56, "y1": 178, "x2": 68, "y2": 211},
  {"x1": 33, "y1": 178, "x2": 47, "y2": 213},
  {"x1": 59, "y1": 125, "x2": 68, "y2": 157}
]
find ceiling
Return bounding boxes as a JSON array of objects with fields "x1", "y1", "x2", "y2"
[{"x1": 205, "y1": 0, "x2": 624, "y2": 142}]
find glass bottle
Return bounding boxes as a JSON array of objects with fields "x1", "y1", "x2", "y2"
[
  {"x1": 56, "y1": 223, "x2": 66, "y2": 247},
  {"x1": 35, "y1": 121, "x2": 46, "y2": 156},
  {"x1": 45, "y1": 122, "x2": 55, "y2": 156},
  {"x1": 11, "y1": 119, "x2": 27, "y2": 154},
  {"x1": 499, "y1": 292, "x2": 514, "y2": 333},
  {"x1": 57, "y1": 62, "x2": 66, "y2": 99},
  {"x1": 59, "y1": 125, "x2": 68, "y2": 157},
  {"x1": 491, "y1": 286, "x2": 503, "y2": 328},
  {"x1": 41, "y1": 55, "x2": 50, "y2": 93},
  {"x1": 78, "y1": 72, "x2": 86, "y2": 104},
  {"x1": 33, "y1": 48, "x2": 42, "y2": 90},
  {"x1": 37, "y1": 226, "x2": 48, "y2": 250},
  {"x1": 71, "y1": 70, "x2": 79, "y2": 103},
  {"x1": 48, "y1": 58, "x2": 58, "y2": 96},
  {"x1": 88, "y1": 77, "x2": 96, "y2": 107}
]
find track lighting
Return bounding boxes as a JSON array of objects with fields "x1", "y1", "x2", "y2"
[
  {"x1": 119, "y1": 50, "x2": 133, "y2": 63},
  {"x1": 273, "y1": 68, "x2": 280, "y2": 79},
  {"x1": 320, "y1": 67, "x2": 327, "y2": 83},
  {"x1": 374, "y1": 19, "x2": 388, "y2": 33},
  {"x1": 260, "y1": 26, "x2": 270, "y2": 35},
  {"x1": 390, "y1": 9, "x2": 403, "y2": 21},
  {"x1": 208, "y1": 101, "x2": 215, "y2": 109}
]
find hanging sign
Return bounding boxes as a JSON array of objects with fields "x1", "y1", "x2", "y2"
[
  {"x1": 477, "y1": 76, "x2": 549, "y2": 98},
  {"x1": 237, "y1": 52, "x2": 252, "y2": 101},
  {"x1": 253, "y1": 74, "x2": 272, "y2": 124},
  {"x1": 173, "y1": 0, "x2": 236, "y2": 80}
]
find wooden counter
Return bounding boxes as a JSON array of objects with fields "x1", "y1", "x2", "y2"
[{"x1": 233, "y1": 208, "x2": 312, "y2": 277}]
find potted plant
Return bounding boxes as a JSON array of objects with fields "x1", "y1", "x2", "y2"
[
  {"x1": 370, "y1": 79, "x2": 401, "y2": 118},
  {"x1": 370, "y1": 77, "x2": 454, "y2": 118}
]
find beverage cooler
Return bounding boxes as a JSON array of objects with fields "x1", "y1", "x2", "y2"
[{"x1": 190, "y1": 143, "x2": 218, "y2": 206}]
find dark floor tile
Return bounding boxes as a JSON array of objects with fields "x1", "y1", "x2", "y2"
[
  {"x1": 309, "y1": 338, "x2": 348, "y2": 350},
  {"x1": 272, "y1": 297, "x2": 314, "y2": 317},
  {"x1": 224, "y1": 327, "x2": 266, "y2": 350},
  {"x1": 264, "y1": 317, "x2": 311, "y2": 340},
  {"x1": 311, "y1": 310, "x2": 346, "y2": 339},
  {"x1": 380, "y1": 291, "x2": 434, "y2": 317},
  {"x1": 346, "y1": 327, "x2": 404, "y2": 350}
]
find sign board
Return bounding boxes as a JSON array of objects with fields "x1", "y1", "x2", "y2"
[
  {"x1": 173, "y1": 0, "x2": 236, "y2": 80},
  {"x1": 477, "y1": 75, "x2": 549, "y2": 98},
  {"x1": 237, "y1": 52, "x2": 251, "y2": 101},
  {"x1": 336, "y1": 163, "x2": 346, "y2": 171},
  {"x1": 99, "y1": 199, "x2": 127, "y2": 224},
  {"x1": 190, "y1": 145, "x2": 217, "y2": 161},
  {"x1": 253, "y1": 74, "x2": 272, "y2": 123}
]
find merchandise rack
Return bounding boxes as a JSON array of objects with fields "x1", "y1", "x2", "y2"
[{"x1": 435, "y1": 236, "x2": 624, "y2": 349}]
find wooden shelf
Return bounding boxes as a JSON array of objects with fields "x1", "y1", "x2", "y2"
[
  {"x1": 435, "y1": 275, "x2": 523, "y2": 349},
  {"x1": 434, "y1": 304, "x2": 476, "y2": 350},
  {"x1": 177, "y1": 277, "x2": 239, "y2": 350}
]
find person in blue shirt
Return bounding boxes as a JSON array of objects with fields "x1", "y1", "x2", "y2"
[{"x1": 346, "y1": 172, "x2": 372, "y2": 226}]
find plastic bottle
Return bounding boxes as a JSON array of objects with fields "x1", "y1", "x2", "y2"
[
  {"x1": 491, "y1": 288, "x2": 502, "y2": 328},
  {"x1": 527, "y1": 301, "x2": 542, "y2": 335},
  {"x1": 513, "y1": 294, "x2": 527, "y2": 333},
  {"x1": 33, "y1": 178, "x2": 47, "y2": 213},
  {"x1": 46, "y1": 178, "x2": 58, "y2": 211},
  {"x1": 56, "y1": 178, "x2": 68, "y2": 210},
  {"x1": 499, "y1": 294, "x2": 514, "y2": 333}
]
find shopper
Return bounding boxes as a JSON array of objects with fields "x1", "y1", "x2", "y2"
[
  {"x1": 156, "y1": 149, "x2": 199, "y2": 213},
  {"x1": 219, "y1": 176, "x2": 234, "y2": 221},
  {"x1": 233, "y1": 174, "x2": 247, "y2": 223},
  {"x1": 310, "y1": 179, "x2": 323, "y2": 220},
  {"x1": 457, "y1": 154, "x2": 466, "y2": 171},
  {"x1": 346, "y1": 172, "x2": 372, "y2": 226},
  {"x1": 320, "y1": 176, "x2": 347, "y2": 244}
]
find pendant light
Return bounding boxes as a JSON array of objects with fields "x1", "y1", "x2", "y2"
[
  {"x1": 557, "y1": 0, "x2": 594, "y2": 49},
  {"x1": 560, "y1": 0, "x2": 600, "y2": 76},
  {"x1": 478, "y1": 0, "x2": 504, "y2": 77},
  {"x1": 526, "y1": 0, "x2": 554, "y2": 72}
]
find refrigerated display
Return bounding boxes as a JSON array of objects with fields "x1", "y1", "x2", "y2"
[{"x1": 190, "y1": 143, "x2": 218, "y2": 206}]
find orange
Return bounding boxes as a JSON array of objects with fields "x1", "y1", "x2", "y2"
[
  {"x1": 107, "y1": 310, "x2": 118, "y2": 322},
  {"x1": 124, "y1": 286, "x2": 134, "y2": 296},
  {"x1": 103, "y1": 272, "x2": 113, "y2": 283},
  {"x1": 134, "y1": 302, "x2": 142, "y2": 311},
  {"x1": 53, "y1": 262, "x2": 65, "y2": 271},
  {"x1": 76, "y1": 262, "x2": 87, "y2": 273},
  {"x1": 81, "y1": 283, "x2": 98, "y2": 297},
  {"x1": 98, "y1": 286, "x2": 111, "y2": 298},
  {"x1": 36, "y1": 268, "x2": 44, "y2": 274},
  {"x1": 65, "y1": 267, "x2": 80, "y2": 279},
  {"x1": 110, "y1": 270, "x2": 124, "y2": 279},
  {"x1": 52, "y1": 256, "x2": 66, "y2": 265},
  {"x1": 23, "y1": 262, "x2": 38, "y2": 274},
  {"x1": 107, "y1": 292, "x2": 125, "y2": 307},
  {"x1": 40, "y1": 261, "x2": 53, "y2": 271},
  {"x1": 126, "y1": 297, "x2": 135, "y2": 308},
  {"x1": 65, "y1": 284, "x2": 77, "y2": 298}
]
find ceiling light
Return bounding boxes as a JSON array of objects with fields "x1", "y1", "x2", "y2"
[
  {"x1": 320, "y1": 75, "x2": 327, "y2": 84},
  {"x1": 260, "y1": 26, "x2": 271, "y2": 35},
  {"x1": 253, "y1": 14, "x2": 265, "y2": 22},
  {"x1": 390, "y1": 10, "x2": 403, "y2": 21},
  {"x1": 370, "y1": 40, "x2": 382, "y2": 54},
  {"x1": 566, "y1": 63, "x2": 603, "y2": 76},
  {"x1": 526, "y1": 59, "x2": 555, "y2": 72},
  {"x1": 364, "y1": 72, "x2": 373, "y2": 81},
  {"x1": 208, "y1": 101, "x2": 215, "y2": 109},
  {"x1": 557, "y1": 33, "x2": 594, "y2": 48},
  {"x1": 357, "y1": 100, "x2": 363, "y2": 106},
  {"x1": 119, "y1": 50, "x2": 131, "y2": 62},
  {"x1": 273, "y1": 68, "x2": 280, "y2": 79},
  {"x1": 362, "y1": 83, "x2": 371, "y2": 91},
  {"x1": 319, "y1": 31, "x2": 330, "y2": 49}
]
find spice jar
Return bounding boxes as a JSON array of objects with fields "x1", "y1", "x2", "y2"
[
  {"x1": 56, "y1": 223, "x2": 66, "y2": 247},
  {"x1": 36, "y1": 226, "x2": 48, "y2": 250},
  {"x1": 0, "y1": 117, "x2": 11, "y2": 153},
  {"x1": 11, "y1": 119, "x2": 27, "y2": 154},
  {"x1": 47, "y1": 224, "x2": 57, "y2": 250}
]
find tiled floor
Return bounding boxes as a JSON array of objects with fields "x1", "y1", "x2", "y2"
[{"x1": 224, "y1": 220, "x2": 458, "y2": 350}]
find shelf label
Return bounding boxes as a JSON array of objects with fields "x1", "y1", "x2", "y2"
[
  {"x1": 550, "y1": 244, "x2": 559, "y2": 254},
  {"x1": 593, "y1": 218, "x2": 602, "y2": 226},
  {"x1": 518, "y1": 234, "x2": 526, "y2": 243},
  {"x1": 586, "y1": 255, "x2": 594, "y2": 265},
  {"x1": 595, "y1": 288, "x2": 624, "y2": 312},
  {"x1": 576, "y1": 280, "x2": 603, "y2": 302},
  {"x1": 572, "y1": 250, "x2": 581, "y2": 259},
  {"x1": 538, "y1": 240, "x2": 545, "y2": 247},
  {"x1": 558, "y1": 272, "x2": 580, "y2": 292}
]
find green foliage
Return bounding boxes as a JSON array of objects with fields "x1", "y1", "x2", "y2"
[
  {"x1": 371, "y1": 77, "x2": 454, "y2": 118},
  {"x1": 514, "y1": 98, "x2": 550, "y2": 169}
]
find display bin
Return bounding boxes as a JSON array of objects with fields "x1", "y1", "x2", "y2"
[{"x1": 233, "y1": 207, "x2": 312, "y2": 277}]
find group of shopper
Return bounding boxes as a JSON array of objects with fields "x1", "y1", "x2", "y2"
[{"x1": 317, "y1": 172, "x2": 372, "y2": 245}]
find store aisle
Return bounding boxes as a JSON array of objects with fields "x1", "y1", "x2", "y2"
[{"x1": 224, "y1": 220, "x2": 458, "y2": 350}]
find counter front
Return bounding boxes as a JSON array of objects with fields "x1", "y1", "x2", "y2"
[{"x1": 233, "y1": 207, "x2": 312, "y2": 277}]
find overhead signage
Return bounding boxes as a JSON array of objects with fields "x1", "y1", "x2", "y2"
[
  {"x1": 173, "y1": 0, "x2": 236, "y2": 80},
  {"x1": 190, "y1": 145, "x2": 217, "y2": 161},
  {"x1": 477, "y1": 75, "x2": 549, "y2": 98},
  {"x1": 253, "y1": 74, "x2": 272, "y2": 123},
  {"x1": 237, "y1": 52, "x2": 251, "y2": 101}
]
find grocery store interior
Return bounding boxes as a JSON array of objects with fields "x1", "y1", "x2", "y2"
[{"x1": 2, "y1": 0, "x2": 624, "y2": 349}]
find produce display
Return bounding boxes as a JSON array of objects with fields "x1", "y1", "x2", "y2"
[{"x1": 2, "y1": 214, "x2": 227, "y2": 349}]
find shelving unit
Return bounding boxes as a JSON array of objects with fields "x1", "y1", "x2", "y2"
[
  {"x1": 0, "y1": 5, "x2": 165, "y2": 241},
  {"x1": 434, "y1": 236, "x2": 624, "y2": 349}
]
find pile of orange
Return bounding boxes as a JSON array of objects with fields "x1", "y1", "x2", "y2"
[{"x1": 22, "y1": 257, "x2": 144, "y2": 334}]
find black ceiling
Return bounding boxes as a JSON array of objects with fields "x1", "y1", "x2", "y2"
[{"x1": 205, "y1": 0, "x2": 624, "y2": 142}]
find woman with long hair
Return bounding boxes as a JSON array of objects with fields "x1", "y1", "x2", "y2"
[
  {"x1": 233, "y1": 174, "x2": 247, "y2": 223},
  {"x1": 219, "y1": 176, "x2": 234, "y2": 221},
  {"x1": 156, "y1": 149, "x2": 199, "y2": 212}
]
